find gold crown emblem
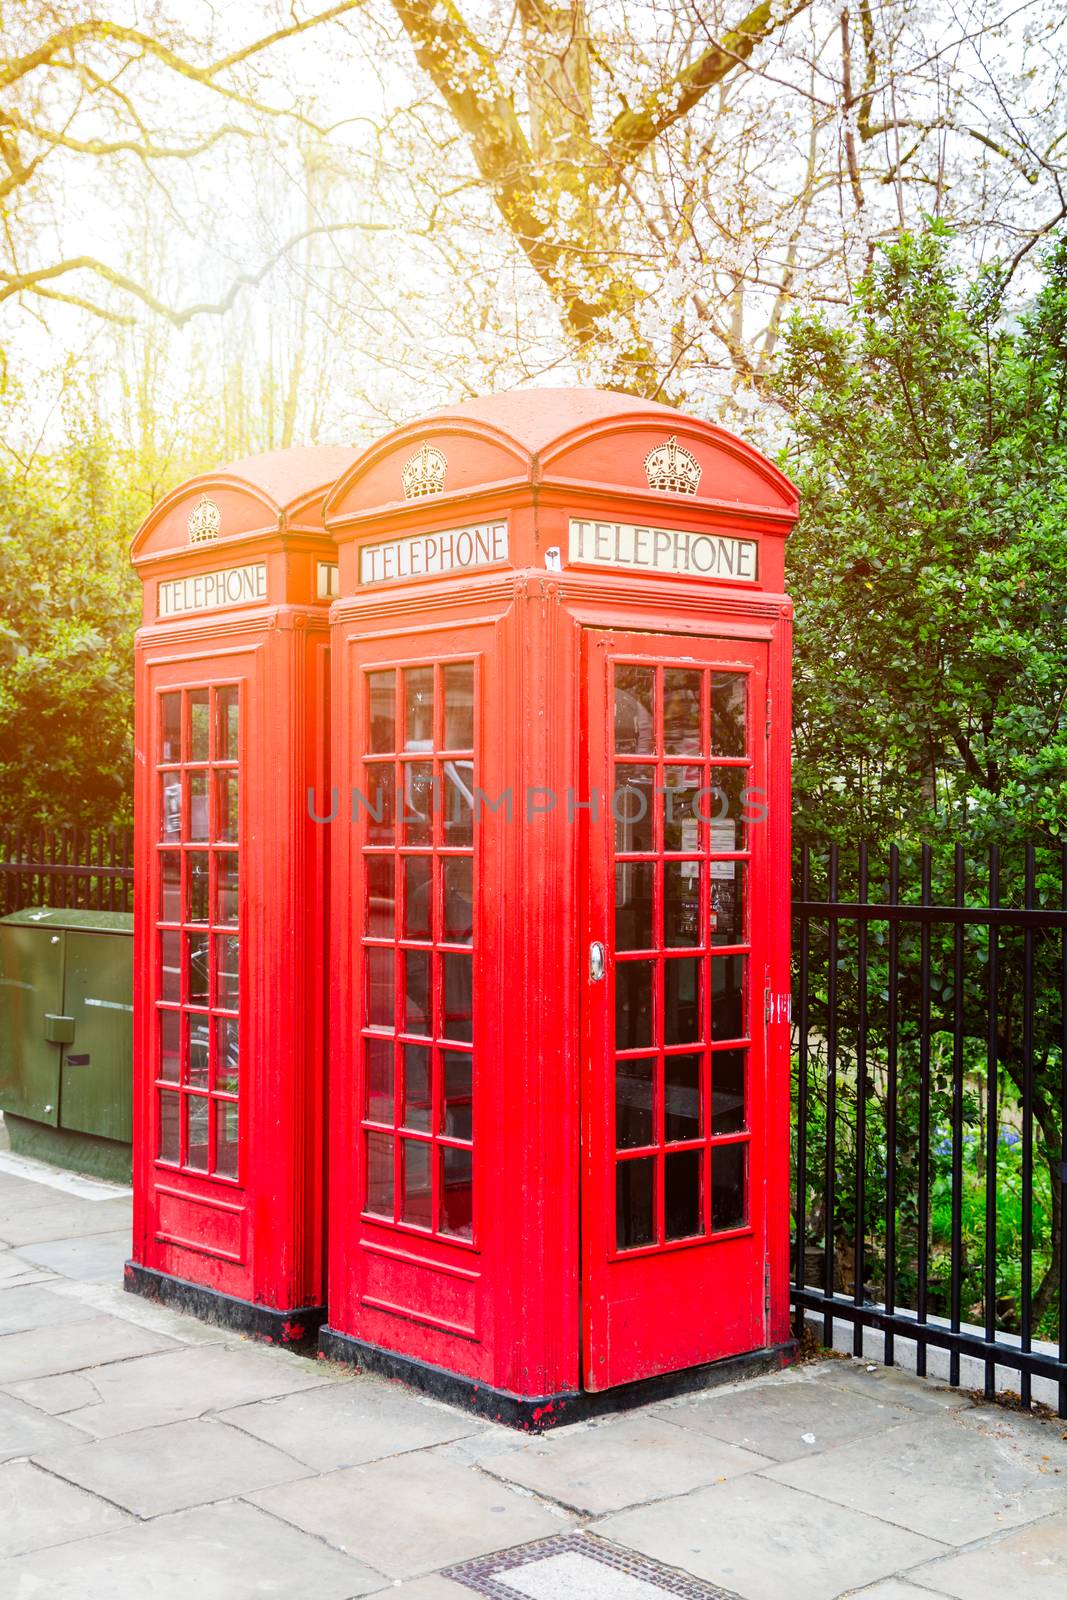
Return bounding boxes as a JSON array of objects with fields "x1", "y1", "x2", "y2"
[
  {"x1": 401, "y1": 441, "x2": 447, "y2": 499},
  {"x1": 187, "y1": 495, "x2": 221, "y2": 544},
  {"x1": 644, "y1": 435, "x2": 702, "y2": 495}
]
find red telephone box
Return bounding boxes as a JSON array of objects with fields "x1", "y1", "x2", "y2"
[
  {"x1": 126, "y1": 446, "x2": 354, "y2": 1341},
  {"x1": 320, "y1": 389, "x2": 798, "y2": 1422}
]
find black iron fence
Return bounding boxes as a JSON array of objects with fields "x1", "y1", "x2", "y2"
[
  {"x1": 792, "y1": 840, "x2": 1067, "y2": 1415},
  {"x1": 0, "y1": 825, "x2": 134, "y2": 916}
]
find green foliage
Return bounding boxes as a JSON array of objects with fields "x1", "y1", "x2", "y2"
[
  {"x1": 0, "y1": 410, "x2": 140, "y2": 830},
  {"x1": 777, "y1": 225, "x2": 1067, "y2": 850}
]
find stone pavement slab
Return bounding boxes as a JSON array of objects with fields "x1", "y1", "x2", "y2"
[
  {"x1": 0, "y1": 1248, "x2": 52, "y2": 1289},
  {"x1": 824, "y1": 1359, "x2": 973, "y2": 1412},
  {"x1": 34, "y1": 1338, "x2": 339, "y2": 1438},
  {"x1": 765, "y1": 1410, "x2": 1067, "y2": 1544},
  {"x1": 387, "y1": 1579, "x2": 474, "y2": 1598},
  {"x1": 249, "y1": 1446, "x2": 574, "y2": 1579},
  {"x1": 0, "y1": 1497, "x2": 385, "y2": 1600},
  {"x1": 3, "y1": 1370, "x2": 101, "y2": 1414},
  {"x1": 0, "y1": 1198, "x2": 131, "y2": 1248},
  {"x1": 465, "y1": 1411, "x2": 769, "y2": 1514},
  {"x1": 595, "y1": 1473, "x2": 948, "y2": 1600},
  {"x1": 908, "y1": 1509, "x2": 1067, "y2": 1598},
  {"x1": 12, "y1": 1227, "x2": 132, "y2": 1282},
  {"x1": 0, "y1": 1459, "x2": 130, "y2": 1557},
  {"x1": 651, "y1": 1366, "x2": 917, "y2": 1461},
  {"x1": 0, "y1": 1312, "x2": 178, "y2": 1383},
  {"x1": 220, "y1": 1369, "x2": 478, "y2": 1469},
  {"x1": 0, "y1": 1391, "x2": 91, "y2": 1461},
  {"x1": 34, "y1": 1414, "x2": 312, "y2": 1516},
  {"x1": 0, "y1": 1283, "x2": 102, "y2": 1334}
]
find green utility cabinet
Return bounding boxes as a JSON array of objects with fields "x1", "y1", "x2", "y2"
[{"x1": 0, "y1": 907, "x2": 133, "y2": 1181}]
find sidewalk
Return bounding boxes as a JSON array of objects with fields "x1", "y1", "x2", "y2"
[{"x1": 1, "y1": 1148, "x2": 1065, "y2": 1599}]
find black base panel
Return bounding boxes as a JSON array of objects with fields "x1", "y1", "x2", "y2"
[
  {"x1": 124, "y1": 1262, "x2": 325, "y2": 1347},
  {"x1": 318, "y1": 1327, "x2": 796, "y2": 1431}
]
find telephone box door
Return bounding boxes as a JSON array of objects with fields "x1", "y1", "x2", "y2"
[{"x1": 581, "y1": 628, "x2": 772, "y2": 1391}]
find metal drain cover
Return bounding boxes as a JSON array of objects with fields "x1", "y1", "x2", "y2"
[{"x1": 445, "y1": 1531, "x2": 738, "y2": 1599}]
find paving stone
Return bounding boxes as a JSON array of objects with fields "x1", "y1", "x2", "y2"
[
  {"x1": 50, "y1": 1339, "x2": 339, "y2": 1437},
  {"x1": 765, "y1": 1411, "x2": 1067, "y2": 1544},
  {"x1": 846, "y1": 1584, "x2": 947, "y2": 1600},
  {"x1": 219, "y1": 1371, "x2": 477, "y2": 1469},
  {"x1": 0, "y1": 1200, "x2": 131, "y2": 1249},
  {"x1": 34, "y1": 1414, "x2": 311, "y2": 1516},
  {"x1": 386, "y1": 1579, "x2": 476, "y2": 1598},
  {"x1": 249, "y1": 1447, "x2": 574, "y2": 1579},
  {"x1": 0, "y1": 1459, "x2": 130, "y2": 1556},
  {"x1": 908, "y1": 1510, "x2": 1067, "y2": 1599},
  {"x1": 13, "y1": 1228, "x2": 131, "y2": 1283},
  {"x1": 0, "y1": 1391, "x2": 91, "y2": 1460},
  {"x1": 823, "y1": 1359, "x2": 973, "y2": 1412},
  {"x1": 470, "y1": 1412, "x2": 768, "y2": 1514},
  {"x1": 0, "y1": 1497, "x2": 384, "y2": 1599},
  {"x1": 652, "y1": 1369, "x2": 915, "y2": 1461},
  {"x1": 3, "y1": 1372, "x2": 101, "y2": 1415},
  {"x1": 594, "y1": 1474, "x2": 947, "y2": 1600},
  {"x1": 0, "y1": 1313, "x2": 178, "y2": 1383},
  {"x1": 0, "y1": 1250, "x2": 52, "y2": 1289},
  {"x1": 40, "y1": 1278, "x2": 229, "y2": 1345},
  {"x1": 0, "y1": 1283, "x2": 106, "y2": 1335}
]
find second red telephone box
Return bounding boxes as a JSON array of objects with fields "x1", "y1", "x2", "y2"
[{"x1": 321, "y1": 389, "x2": 798, "y2": 1423}]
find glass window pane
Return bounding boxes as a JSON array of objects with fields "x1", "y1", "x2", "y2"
[
  {"x1": 440, "y1": 1145, "x2": 473, "y2": 1240},
  {"x1": 616, "y1": 1157, "x2": 655, "y2": 1250},
  {"x1": 188, "y1": 774, "x2": 209, "y2": 842},
  {"x1": 217, "y1": 854, "x2": 239, "y2": 925},
  {"x1": 404, "y1": 665, "x2": 434, "y2": 748},
  {"x1": 711, "y1": 672, "x2": 746, "y2": 757},
  {"x1": 187, "y1": 852, "x2": 209, "y2": 923},
  {"x1": 403, "y1": 855, "x2": 433, "y2": 940},
  {"x1": 160, "y1": 853, "x2": 180, "y2": 922},
  {"x1": 665, "y1": 1053, "x2": 702, "y2": 1142},
  {"x1": 403, "y1": 761, "x2": 435, "y2": 846},
  {"x1": 401, "y1": 1138, "x2": 433, "y2": 1227},
  {"x1": 665, "y1": 1148, "x2": 703, "y2": 1240},
  {"x1": 711, "y1": 955, "x2": 746, "y2": 1041},
  {"x1": 613, "y1": 766, "x2": 654, "y2": 853},
  {"x1": 442, "y1": 952, "x2": 472, "y2": 1042},
  {"x1": 366, "y1": 945, "x2": 395, "y2": 1030},
  {"x1": 159, "y1": 1010, "x2": 180, "y2": 1083},
  {"x1": 712, "y1": 1049, "x2": 747, "y2": 1133},
  {"x1": 364, "y1": 764, "x2": 396, "y2": 844},
  {"x1": 664, "y1": 861, "x2": 701, "y2": 947},
  {"x1": 615, "y1": 1057, "x2": 654, "y2": 1150},
  {"x1": 188, "y1": 1017, "x2": 209, "y2": 1087},
  {"x1": 217, "y1": 772, "x2": 238, "y2": 843},
  {"x1": 665, "y1": 957, "x2": 701, "y2": 1045},
  {"x1": 216, "y1": 934, "x2": 239, "y2": 1009},
  {"x1": 189, "y1": 690, "x2": 210, "y2": 762},
  {"x1": 186, "y1": 933, "x2": 209, "y2": 1007},
  {"x1": 710, "y1": 862, "x2": 746, "y2": 947},
  {"x1": 368, "y1": 671, "x2": 396, "y2": 753},
  {"x1": 444, "y1": 761, "x2": 474, "y2": 848},
  {"x1": 712, "y1": 1142, "x2": 747, "y2": 1231},
  {"x1": 707, "y1": 767, "x2": 747, "y2": 853},
  {"x1": 215, "y1": 1102, "x2": 238, "y2": 1180},
  {"x1": 161, "y1": 773, "x2": 182, "y2": 841},
  {"x1": 663, "y1": 771, "x2": 701, "y2": 853},
  {"x1": 161, "y1": 931, "x2": 181, "y2": 1003},
  {"x1": 158, "y1": 1091, "x2": 179, "y2": 1162},
  {"x1": 402, "y1": 1044, "x2": 432, "y2": 1131},
  {"x1": 615, "y1": 960, "x2": 653, "y2": 1050},
  {"x1": 186, "y1": 1096, "x2": 209, "y2": 1171},
  {"x1": 615, "y1": 862, "x2": 653, "y2": 951},
  {"x1": 443, "y1": 1049, "x2": 472, "y2": 1140},
  {"x1": 367, "y1": 856, "x2": 395, "y2": 938},
  {"x1": 216, "y1": 685, "x2": 239, "y2": 761},
  {"x1": 663, "y1": 669, "x2": 702, "y2": 755},
  {"x1": 443, "y1": 857, "x2": 473, "y2": 945},
  {"x1": 404, "y1": 948, "x2": 432, "y2": 1035},
  {"x1": 615, "y1": 666, "x2": 654, "y2": 753},
  {"x1": 161, "y1": 693, "x2": 181, "y2": 763},
  {"x1": 443, "y1": 662, "x2": 474, "y2": 749},
  {"x1": 366, "y1": 1131, "x2": 394, "y2": 1217},
  {"x1": 365, "y1": 1035, "x2": 395, "y2": 1123},
  {"x1": 215, "y1": 1016, "x2": 239, "y2": 1095}
]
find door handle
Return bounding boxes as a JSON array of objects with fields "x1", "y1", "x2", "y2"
[{"x1": 589, "y1": 941, "x2": 606, "y2": 982}]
